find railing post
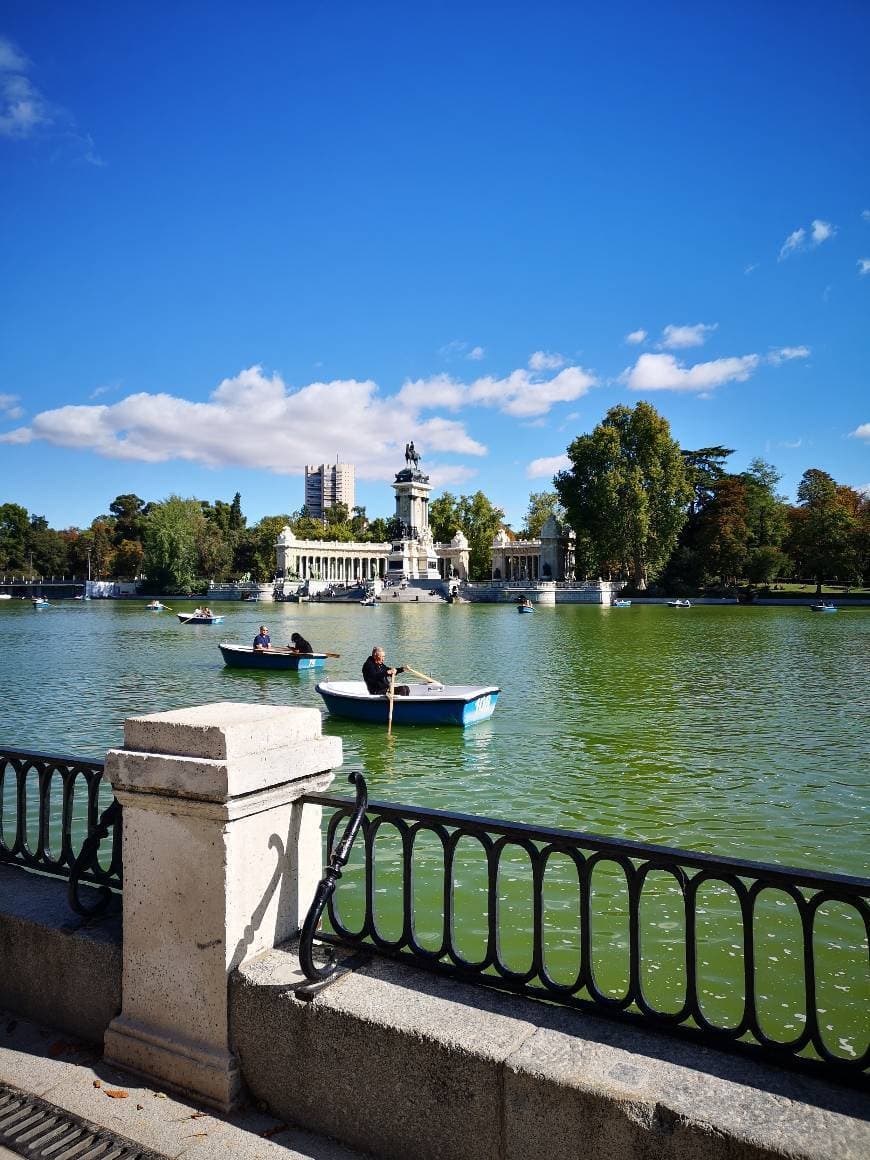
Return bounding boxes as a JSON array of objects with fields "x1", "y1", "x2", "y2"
[{"x1": 102, "y1": 701, "x2": 341, "y2": 1111}]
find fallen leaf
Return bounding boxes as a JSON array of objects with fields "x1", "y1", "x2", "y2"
[
  {"x1": 136, "y1": 1104, "x2": 144, "y2": 1110},
  {"x1": 190, "y1": 1112, "x2": 207, "y2": 1119},
  {"x1": 93, "y1": 1080, "x2": 102, "y2": 1089},
  {"x1": 154, "y1": 1092, "x2": 168, "y2": 1100},
  {"x1": 104, "y1": 1089, "x2": 129, "y2": 1099},
  {"x1": 185, "y1": 1132, "x2": 208, "y2": 1139}
]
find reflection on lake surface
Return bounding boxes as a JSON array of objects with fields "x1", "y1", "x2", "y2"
[{"x1": 0, "y1": 598, "x2": 867, "y2": 876}]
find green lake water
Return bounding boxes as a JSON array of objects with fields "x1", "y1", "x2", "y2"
[{"x1": 1, "y1": 597, "x2": 867, "y2": 1061}]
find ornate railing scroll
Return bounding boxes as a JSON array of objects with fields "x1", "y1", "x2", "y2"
[
  {"x1": 299, "y1": 771, "x2": 368, "y2": 984},
  {"x1": 0, "y1": 749, "x2": 121, "y2": 904},
  {"x1": 301, "y1": 788, "x2": 870, "y2": 1086}
]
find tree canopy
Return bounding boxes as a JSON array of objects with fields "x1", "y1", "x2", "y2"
[{"x1": 555, "y1": 402, "x2": 691, "y2": 588}]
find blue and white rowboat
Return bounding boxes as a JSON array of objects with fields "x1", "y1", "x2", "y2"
[
  {"x1": 219, "y1": 643, "x2": 329, "y2": 670},
  {"x1": 315, "y1": 680, "x2": 500, "y2": 727}
]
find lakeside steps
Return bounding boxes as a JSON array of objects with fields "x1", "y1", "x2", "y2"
[{"x1": 0, "y1": 706, "x2": 868, "y2": 1160}]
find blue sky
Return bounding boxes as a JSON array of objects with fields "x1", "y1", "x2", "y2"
[{"x1": 1, "y1": 1, "x2": 868, "y2": 531}]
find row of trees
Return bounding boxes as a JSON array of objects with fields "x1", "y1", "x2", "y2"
[
  {"x1": 552, "y1": 402, "x2": 869, "y2": 594},
  {"x1": 2, "y1": 403, "x2": 867, "y2": 592}
]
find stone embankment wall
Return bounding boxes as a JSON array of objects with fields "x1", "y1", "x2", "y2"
[{"x1": 0, "y1": 865, "x2": 121, "y2": 1041}]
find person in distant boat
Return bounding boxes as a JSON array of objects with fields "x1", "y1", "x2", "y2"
[
  {"x1": 253, "y1": 625, "x2": 271, "y2": 650},
  {"x1": 290, "y1": 632, "x2": 313, "y2": 654},
  {"x1": 202, "y1": 607, "x2": 214, "y2": 618},
  {"x1": 362, "y1": 645, "x2": 410, "y2": 696}
]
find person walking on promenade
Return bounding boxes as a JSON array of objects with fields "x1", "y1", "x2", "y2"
[{"x1": 362, "y1": 645, "x2": 410, "y2": 696}]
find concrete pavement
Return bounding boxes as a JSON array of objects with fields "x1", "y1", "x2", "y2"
[{"x1": 0, "y1": 1008, "x2": 371, "y2": 1160}]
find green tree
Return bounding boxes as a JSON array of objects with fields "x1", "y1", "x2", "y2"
[
  {"x1": 520, "y1": 491, "x2": 564, "y2": 539},
  {"x1": 694, "y1": 475, "x2": 750, "y2": 586},
  {"x1": 114, "y1": 538, "x2": 145, "y2": 579},
  {"x1": 681, "y1": 446, "x2": 735, "y2": 514},
  {"x1": 456, "y1": 492, "x2": 505, "y2": 581},
  {"x1": 143, "y1": 497, "x2": 207, "y2": 591},
  {"x1": 556, "y1": 402, "x2": 691, "y2": 588},
  {"x1": 250, "y1": 516, "x2": 291, "y2": 581},
  {"x1": 429, "y1": 493, "x2": 461, "y2": 543},
  {"x1": 785, "y1": 470, "x2": 859, "y2": 594},
  {"x1": 740, "y1": 459, "x2": 789, "y2": 551},
  {"x1": 0, "y1": 503, "x2": 30, "y2": 570},
  {"x1": 108, "y1": 494, "x2": 147, "y2": 545}
]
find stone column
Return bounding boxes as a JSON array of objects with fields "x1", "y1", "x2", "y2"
[{"x1": 103, "y1": 702, "x2": 341, "y2": 1111}]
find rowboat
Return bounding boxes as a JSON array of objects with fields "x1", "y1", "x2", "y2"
[
  {"x1": 667, "y1": 599, "x2": 691, "y2": 608},
  {"x1": 178, "y1": 612, "x2": 225, "y2": 625},
  {"x1": 315, "y1": 680, "x2": 500, "y2": 727},
  {"x1": 810, "y1": 602, "x2": 837, "y2": 613},
  {"x1": 32, "y1": 598, "x2": 50, "y2": 608},
  {"x1": 0, "y1": 594, "x2": 11, "y2": 600},
  {"x1": 517, "y1": 602, "x2": 534, "y2": 613},
  {"x1": 360, "y1": 595, "x2": 378, "y2": 606},
  {"x1": 612, "y1": 599, "x2": 632, "y2": 608},
  {"x1": 219, "y1": 643, "x2": 331, "y2": 670},
  {"x1": 146, "y1": 601, "x2": 167, "y2": 611}
]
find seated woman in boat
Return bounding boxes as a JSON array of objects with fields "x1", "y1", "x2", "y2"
[
  {"x1": 290, "y1": 632, "x2": 313, "y2": 654},
  {"x1": 362, "y1": 646, "x2": 410, "y2": 696},
  {"x1": 253, "y1": 625, "x2": 271, "y2": 650}
]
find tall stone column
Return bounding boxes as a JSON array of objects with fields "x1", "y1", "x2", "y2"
[{"x1": 103, "y1": 702, "x2": 341, "y2": 1111}]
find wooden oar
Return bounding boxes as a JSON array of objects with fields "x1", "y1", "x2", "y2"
[
  {"x1": 387, "y1": 668, "x2": 396, "y2": 735},
  {"x1": 403, "y1": 665, "x2": 443, "y2": 686}
]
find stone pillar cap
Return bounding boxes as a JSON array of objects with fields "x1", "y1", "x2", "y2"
[{"x1": 122, "y1": 702, "x2": 323, "y2": 761}]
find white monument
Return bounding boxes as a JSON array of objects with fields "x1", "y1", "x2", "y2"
[{"x1": 385, "y1": 442, "x2": 441, "y2": 582}]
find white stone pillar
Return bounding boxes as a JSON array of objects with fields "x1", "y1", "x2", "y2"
[{"x1": 103, "y1": 702, "x2": 341, "y2": 1112}]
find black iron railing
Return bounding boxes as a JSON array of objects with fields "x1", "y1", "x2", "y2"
[
  {"x1": 302, "y1": 779, "x2": 870, "y2": 1085},
  {"x1": 0, "y1": 749, "x2": 122, "y2": 910}
]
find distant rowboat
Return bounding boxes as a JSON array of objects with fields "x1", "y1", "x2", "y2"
[
  {"x1": 316, "y1": 680, "x2": 500, "y2": 727},
  {"x1": 178, "y1": 612, "x2": 225, "y2": 625},
  {"x1": 667, "y1": 599, "x2": 691, "y2": 608},
  {"x1": 810, "y1": 602, "x2": 837, "y2": 613},
  {"x1": 612, "y1": 599, "x2": 632, "y2": 608},
  {"x1": 219, "y1": 643, "x2": 333, "y2": 670}
]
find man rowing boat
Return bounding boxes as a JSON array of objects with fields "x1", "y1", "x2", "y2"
[{"x1": 362, "y1": 645, "x2": 410, "y2": 696}]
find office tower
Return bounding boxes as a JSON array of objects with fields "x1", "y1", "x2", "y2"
[{"x1": 304, "y1": 462, "x2": 355, "y2": 520}]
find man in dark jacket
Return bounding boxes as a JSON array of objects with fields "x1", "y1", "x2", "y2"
[{"x1": 362, "y1": 646, "x2": 410, "y2": 696}]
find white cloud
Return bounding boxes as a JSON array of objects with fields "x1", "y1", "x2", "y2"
[
  {"x1": 0, "y1": 37, "x2": 52, "y2": 139},
  {"x1": 625, "y1": 329, "x2": 647, "y2": 345},
  {"x1": 779, "y1": 219, "x2": 836, "y2": 259},
  {"x1": 768, "y1": 346, "x2": 811, "y2": 365},
  {"x1": 526, "y1": 454, "x2": 570, "y2": 479},
  {"x1": 849, "y1": 423, "x2": 870, "y2": 442},
  {"x1": 811, "y1": 219, "x2": 835, "y2": 244},
  {"x1": 528, "y1": 351, "x2": 566, "y2": 371},
  {"x1": 0, "y1": 36, "x2": 103, "y2": 163},
  {"x1": 779, "y1": 228, "x2": 806, "y2": 260},
  {"x1": 0, "y1": 365, "x2": 488, "y2": 477},
  {"x1": 400, "y1": 362, "x2": 597, "y2": 419},
  {"x1": 0, "y1": 393, "x2": 24, "y2": 420},
  {"x1": 863, "y1": 210, "x2": 870, "y2": 222},
  {"x1": 744, "y1": 263, "x2": 759, "y2": 275},
  {"x1": 624, "y1": 352, "x2": 760, "y2": 393},
  {"x1": 439, "y1": 339, "x2": 485, "y2": 362},
  {"x1": 659, "y1": 323, "x2": 717, "y2": 350},
  {"x1": 427, "y1": 463, "x2": 478, "y2": 488},
  {"x1": 858, "y1": 259, "x2": 870, "y2": 276},
  {"x1": 778, "y1": 438, "x2": 804, "y2": 449}
]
